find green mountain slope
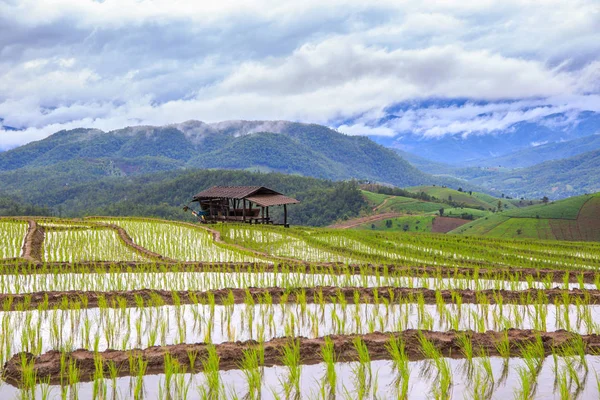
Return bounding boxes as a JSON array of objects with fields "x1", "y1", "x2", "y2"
[
  {"x1": 450, "y1": 192, "x2": 600, "y2": 241},
  {"x1": 0, "y1": 120, "x2": 474, "y2": 190},
  {"x1": 406, "y1": 186, "x2": 518, "y2": 210},
  {"x1": 473, "y1": 134, "x2": 600, "y2": 168},
  {"x1": 470, "y1": 149, "x2": 600, "y2": 199}
]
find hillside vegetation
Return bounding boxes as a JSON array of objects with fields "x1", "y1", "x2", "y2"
[
  {"x1": 0, "y1": 121, "x2": 474, "y2": 193},
  {"x1": 451, "y1": 192, "x2": 600, "y2": 241},
  {"x1": 468, "y1": 149, "x2": 600, "y2": 199},
  {"x1": 0, "y1": 169, "x2": 368, "y2": 227},
  {"x1": 406, "y1": 186, "x2": 520, "y2": 210}
]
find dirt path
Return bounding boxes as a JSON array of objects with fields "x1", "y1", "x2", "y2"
[
  {"x1": 3, "y1": 329, "x2": 593, "y2": 385},
  {"x1": 96, "y1": 223, "x2": 180, "y2": 263},
  {"x1": 21, "y1": 220, "x2": 44, "y2": 262},
  {"x1": 0, "y1": 287, "x2": 598, "y2": 311},
  {"x1": 373, "y1": 196, "x2": 391, "y2": 212},
  {"x1": 328, "y1": 212, "x2": 403, "y2": 229}
]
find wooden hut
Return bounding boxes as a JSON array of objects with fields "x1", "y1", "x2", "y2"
[{"x1": 190, "y1": 186, "x2": 299, "y2": 227}]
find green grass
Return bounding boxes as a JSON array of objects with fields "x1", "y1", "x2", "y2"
[
  {"x1": 407, "y1": 186, "x2": 515, "y2": 210},
  {"x1": 379, "y1": 197, "x2": 444, "y2": 213},
  {"x1": 449, "y1": 215, "x2": 509, "y2": 236},
  {"x1": 355, "y1": 215, "x2": 435, "y2": 232},
  {"x1": 451, "y1": 192, "x2": 600, "y2": 240},
  {"x1": 503, "y1": 193, "x2": 597, "y2": 219},
  {"x1": 428, "y1": 207, "x2": 491, "y2": 219},
  {"x1": 484, "y1": 218, "x2": 555, "y2": 240},
  {"x1": 360, "y1": 190, "x2": 446, "y2": 214},
  {"x1": 360, "y1": 190, "x2": 390, "y2": 206}
]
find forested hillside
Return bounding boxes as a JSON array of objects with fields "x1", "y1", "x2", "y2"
[
  {"x1": 0, "y1": 169, "x2": 368, "y2": 227},
  {"x1": 0, "y1": 121, "x2": 473, "y2": 190}
]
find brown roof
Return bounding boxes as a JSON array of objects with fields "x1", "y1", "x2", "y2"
[
  {"x1": 193, "y1": 186, "x2": 278, "y2": 200},
  {"x1": 246, "y1": 194, "x2": 300, "y2": 207}
]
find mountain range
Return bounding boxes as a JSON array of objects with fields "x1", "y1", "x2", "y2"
[
  {"x1": 368, "y1": 110, "x2": 600, "y2": 166},
  {"x1": 2, "y1": 116, "x2": 600, "y2": 202},
  {"x1": 0, "y1": 120, "x2": 475, "y2": 199}
]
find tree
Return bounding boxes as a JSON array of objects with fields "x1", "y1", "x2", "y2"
[
  {"x1": 542, "y1": 196, "x2": 549, "y2": 204},
  {"x1": 439, "y1": 208, "x2": 444, "y2": 216},
  {"x1": 458, "y1": 187, "x2": 463, "y2": 192},
  {"x1": 497, "y1": 200, "x2": 502, "y2": 212}
]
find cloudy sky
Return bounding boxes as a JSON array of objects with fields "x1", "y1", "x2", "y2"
[{"x1": 0, "y1": 0, "x2": 599, "y2": 149}]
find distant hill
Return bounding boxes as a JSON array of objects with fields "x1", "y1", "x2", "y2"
[
  {"x1": 469, "y1": 149, "x2": 600, "y2": 199},
  {"x1": 450, "y1": 192, "x2": 600, "y2": 241},
  {"x1": 405, "y1": 186, "x2": 524, "y2": 211},
  {"x1": 370, "y1": 110, "x2": 600, "y2": 165},
  {"x1": 470, "y1": 134, "x2": 600, "y2": 168},
  {"x1": 0, "y1": 120, "x2": 475, "y2": 194}
]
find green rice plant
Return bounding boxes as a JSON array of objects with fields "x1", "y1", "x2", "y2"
[
  {"x1": 351, "y1": 337, "x2": 372, "y2": 400},
  {"x1": 320, "y1": 337, "x2": 337, "y2": 400},
  {"x1": 199, "y1": 345, "x2": 224, "y2": 400},
  {"x1": 279, "y1": 338, "x2": 301, "y2": 400},
  {"x1": 240, "y1": 348, "x2": 263, "y2": 400},
  {"x1": 386, "y1": 336, "x2": 409, "y2": 399}
]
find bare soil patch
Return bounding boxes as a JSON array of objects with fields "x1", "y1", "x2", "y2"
[
  {"x1": 432, "y1": 216, "x2": 471, "y2": 233},
  {"x1": 3, "y1": 329, "x2": 593, "y2": 385},
  {"x1": 577, "y1": 196, "x2": 600, "y2": 241},
  {"x1": 0, "y1": 287, "x2": 598, "y2": 311},
  {"x1": 0, "y1": 260, "x2": 596, "y2": 284}
]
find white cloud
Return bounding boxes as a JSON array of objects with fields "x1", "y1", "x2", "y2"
[{"x1": 0, "y1": 0, "x2": 599, "y2": 148}]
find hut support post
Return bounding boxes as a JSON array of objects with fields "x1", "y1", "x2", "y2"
[
  {"x1": 284, "y1": 204, "x2": 288, "y2": 228},
  {"x1": 243, "y1": 199, "x2": 246, "y2": 222},
  {"x1": 266, "y1": 206, "x2": 269, "y2": 223}
]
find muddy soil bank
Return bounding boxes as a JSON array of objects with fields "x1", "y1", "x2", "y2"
[
  {"x1": 3, "y1": 329, "x2": 596, "y2": 385},
  {"x1": 21, "y1": 220, "x2": 44, "y2": 262},
  {"x1": 0, "y1": 261, "x2": 595, "y2": 284},
  {"x1": 1, "y1": 287, "x2": 598, "y2": 311}
]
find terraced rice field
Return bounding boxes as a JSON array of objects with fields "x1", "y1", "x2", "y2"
[
  {"x1": 0, "y1": 220, "x2": 27, "y2": 259},
  {"x1": 1, "y1": 216, "x2": 600, "y2": 399}
]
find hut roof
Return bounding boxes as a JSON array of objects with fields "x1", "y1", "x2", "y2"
[
  {"x1": 192, "y1": 186, "x2": 298, "y2": 205},
  {"x1": 246, "y1": 194, "x2": 300, "y2": 207}
]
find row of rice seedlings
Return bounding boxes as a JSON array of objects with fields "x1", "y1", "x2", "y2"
[
  {"x1": 1, "y1": 265, "x2": 596, "y2": 295},
  {"x1": 3, "y1": 287, "x2": 600, "y2": 366},
  {"x1": 0, "y1": 220, "x2": 28, "y2": 259},
  {"x1": 26, "y1": 217, "x2": 600, "y2": 269},
  {"x1": 221, "y1": 227, "x2": 362, "y2": 263},
  {"x1": 9, "y1": 331, "x2": 600, "y2": 400},
  {"x1": 43, "y1": 229, "x2": 148, "y2": 263},
  {"x1": 377, "y1": 227, "x2": 600, "y2": 265},
  {"x1": 99, "y1": 218, "x2": 265, "y2": 263},
  {"x1": 314, "y1": 229, "x2": 600, "y2": 271},
  {"x1": 218, "y1": 224, "x2": 600, "y2": 270}
]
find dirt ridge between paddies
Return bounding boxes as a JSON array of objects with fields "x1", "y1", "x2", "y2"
[
  {"x1": 85, "y1": 216, "x2": 301, "y2": 264},
  {"x1": 2, "y1": 287, "x2": 600, "y2": 312},
  {"x1": 21, "y1": 220, "x2": 44, "y2": 262},
  {"x1": 3, "y1": 329, "x2": 593, "y2": 385},
  {"x1": 0, "y1": 260, "x2": 597, "y2": 284}
]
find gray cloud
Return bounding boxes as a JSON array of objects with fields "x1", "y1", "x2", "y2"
[{"x1": 0, "y1": 0, "x2": 599, "y2": 149}]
